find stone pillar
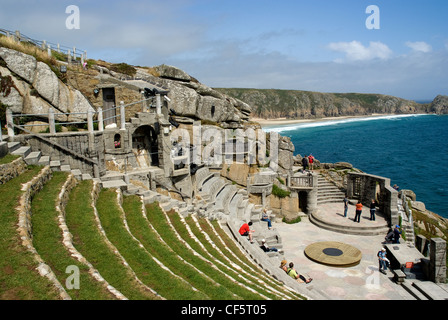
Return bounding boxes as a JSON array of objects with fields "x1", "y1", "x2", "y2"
[
  {"x1": 97, "y1": 107, "x2": 104, "y2": 132},
  {"x1": 156, "y1": 94, "x2": 162, "y2": 115},
  {"x1": 14, "y1": 30, "x2": 21, "y2": 42},
  {"x1": 416, "y1": 234, "x2": 429, "y2": 256},
  {"x1": 430, "y1": 238, "x2": 446, "y2": 283},
  {"x1": 120, "y1": 101, "x2": 126, "y2": 130},
  {"x1": 87, "y1": 109, "x2": 94, "y2": 133},
  {"x1": 346, "y1": 175, "x2": 354, "y2": 198},
  {"x1": 48, "y1": 109, "x2": 56, "y2": 134},
  {"x1": 306, "y1": 174, "x2": 319, "y2": 214},
  {"x1": 141, "y1": 91, "x2": 147, "y2": 112},
  {"x1": 6, "y1": 108, "x2": 14, "y2": 137}
]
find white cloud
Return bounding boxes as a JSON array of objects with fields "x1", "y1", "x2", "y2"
[
  {"x1": 175, "y1": 38, "x2": 448, "y2": 100},
  {"x1": 327, "y1": 41, "x2": 393, "y2": 61},
  {"x1": 405, "y1": 41, "x2": 432, "y2": 53}
]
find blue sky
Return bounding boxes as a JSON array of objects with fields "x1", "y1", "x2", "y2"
[{"x1": 1, "y1": 0, "x2": 447, "y2": 100}]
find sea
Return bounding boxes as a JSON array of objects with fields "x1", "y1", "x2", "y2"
[{"x1": 263, "y1": 114, "x2": 448, "y2": 219}]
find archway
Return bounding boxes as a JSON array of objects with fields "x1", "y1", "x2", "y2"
[{"x1": 132, "y1": 125, "x2": 159, "y2": 167}]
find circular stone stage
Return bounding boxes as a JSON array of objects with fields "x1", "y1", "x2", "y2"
[
  {"x1": 309, "y1": 203, "x2": 390, "y2": 236},
  {"x1": 304, "y1": 241, "x2": 362, "y2": 267}
]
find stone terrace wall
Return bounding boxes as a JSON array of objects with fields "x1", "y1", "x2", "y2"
[{"x1": 0, "y1": 157, "x2": 27, "y2": 184}]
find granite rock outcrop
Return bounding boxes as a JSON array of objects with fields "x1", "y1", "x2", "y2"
[{"x1": 0, "y1": 47, "x2": 94, "y2": 122}]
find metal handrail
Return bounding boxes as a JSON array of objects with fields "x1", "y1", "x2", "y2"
[{"x1": 0, "y1": 28, "x2": 86, "y2": 60}]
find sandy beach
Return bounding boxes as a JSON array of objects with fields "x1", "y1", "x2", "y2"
[{"x1": 251, "y1": 114, "x2": 416, "y2": 127}]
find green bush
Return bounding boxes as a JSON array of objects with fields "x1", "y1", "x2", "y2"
[
  {"x1": 282, "y1": 216, "x2": 301, "y2": 224},
  {"x1": 272, "y1": 184, "x2": 290, "y2": 198}
]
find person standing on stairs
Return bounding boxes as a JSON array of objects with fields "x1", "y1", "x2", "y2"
[
  {"x1": 343, "y1": 194, "x2": 349, "y2": 218},
  {"x1": 308, "y1": 154, "x2": 314, "y2": 171},
  {"x1": 302, "y1": 155, "x2": 309, "y2": 171},
  {"x1": 370, "y1": 199, "x2": 377, "y2": 221},
  {"x1": 354, "y1": 200, "x2": 362, "y2": 223}
]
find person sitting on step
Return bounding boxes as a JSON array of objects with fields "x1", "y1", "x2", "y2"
[
  {"x1": 260, "y1": 239, "x2": 279, "y2": 253},
  {"x1": 280, "y1": 260, "x2": 288, "y2": 273},
  {"x1": 287, "y1": 262, "x2": 313, "y2": 284},
  {"x1": 261, "y1": 208, "x2": 273, "y2": 230},
  {"x1": 238, "y1": 221, "x2": 254, "y2": 243}
]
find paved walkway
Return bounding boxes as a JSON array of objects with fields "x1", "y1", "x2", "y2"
[{"x1": 275, "y1": 201, "x2": 415, "y2": 300}]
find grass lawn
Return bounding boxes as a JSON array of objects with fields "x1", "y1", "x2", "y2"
[{"x1": 0, "y1": 166, "x2": 61, "y2": 300}]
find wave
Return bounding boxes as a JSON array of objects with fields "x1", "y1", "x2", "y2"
[{"x1": 263, "y1": 114, "x2": 430, "y2": 133}]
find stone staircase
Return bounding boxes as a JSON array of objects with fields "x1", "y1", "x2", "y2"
[
  {"x1": 401, "y1": 279, "x2": 448, "y2": 300},
  {"x1": 193, "y1": 167, "x2": 284, "y2": 259},
  {"x1": 7, "y1": 141, "x2": 93, "y2": 180},
  {"x1": 317, "y1": 175, "x2": 346, "y2": 205},
  {"x1": 397, "y1": 197, "x2": 415, "y2": 244}
]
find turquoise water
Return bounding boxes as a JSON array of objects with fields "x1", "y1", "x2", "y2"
[{"x1": 264, "y1": 114, "x2": 448, "y2": 219}]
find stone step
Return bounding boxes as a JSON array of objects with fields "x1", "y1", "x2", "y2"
[
  {"x1": 412, "y1": 281, "x2": 448, "y2": 300},
  {"x1": 318, "y1": 188, "x2": 344, "y2": 194},
  {"x1": 101, "y1": 179, "x2": 128, "y2": 190},
  {"x1": 50, "y1": 160, "x2": 61, "y2": 171},
  {"x1": 317, "y1": 197, "x2": 346, "y2": 205},
  {"x1": 71, "y1": 169, "x2": 82, "y2": 180},
  {"x1": 0, "y1": 142, "x2": 7, "y2": 158},
  {"x1": 402, "y1": 280, "x2": 428, "y2": 300},
  {"x1": 142, "y1": 191, "x2": 162, "y2": 204},
  {"x1": 318, "y1": 192, "x2": 344, "y2": 197},
  {"x1": 81, "y1": 173, "x2": 93, "y2": 180},
  {"x1": 101, "y1": 171, "x2": 125, "y2": 182},
  {"x1": 24, "y1": 151, "x2": 41, "y2": 165},
  {"x1": 124, "y1": 185, "x2": 140, "y2": 196},
  {"x1": 11, "y1": 146, "x2": 31, "y2": 158},
  {"x1": 37, "y1": 155, "x2": 50, "y2": 166},
  {"x1": 7, "y1": 142, "x2": 21, "y2": 153},
  {"x1": 60, "y1": 164, "x2": 72, "y2": 172},
  {"x1": 310, "y1": 212, "x2": 389, "y2": 236}
]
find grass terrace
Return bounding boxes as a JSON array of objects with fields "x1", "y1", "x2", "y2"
[{"x1": 0, "y1": 156, "x2": 305, "y2": 300}]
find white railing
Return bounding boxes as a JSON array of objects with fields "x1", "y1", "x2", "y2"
[
  {"x1": 0, "y1": 28, "x2": 87, "y2": 63},
  {"x1": 6, "y1": 97, "x2": 157, "y2": 137},
  {"x1": 291, "y1": 175, "x2": 313, "y2": 188}
]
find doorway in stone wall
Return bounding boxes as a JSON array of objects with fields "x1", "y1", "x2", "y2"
[
  {"x1": 132, "y1": 125, "x2": 159, "y2": 167},
  {"x1": 299, "y1": 191, "x2": 308, "y2": 213},
  {"x1": 102, "y1": 87, "x2": 116, "y2": 126}
]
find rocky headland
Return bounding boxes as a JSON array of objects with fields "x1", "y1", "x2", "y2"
[{"x1": 215, "y1": 87, "x2": 447, "y2": 119}]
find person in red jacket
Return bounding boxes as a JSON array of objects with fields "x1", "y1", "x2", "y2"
[
  {"x1": 308, "y1": 154, "x2": 314, "y2": 171},
  {"x1": 239, "y1": 221, "x2": 254, "y2": 243}
]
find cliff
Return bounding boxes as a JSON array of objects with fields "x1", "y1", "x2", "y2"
[{"x1": 214, "y1": 88, "x2": 445, "y2": 119}]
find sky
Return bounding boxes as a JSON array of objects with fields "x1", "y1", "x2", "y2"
[{"x1": 1, "y1": 0, "x2": 447, "y2": 101}]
